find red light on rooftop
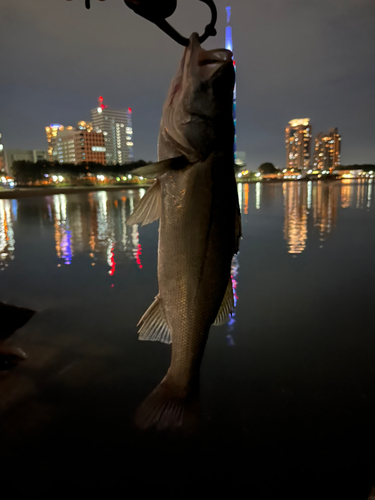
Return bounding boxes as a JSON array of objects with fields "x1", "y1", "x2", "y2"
[
  {"x1": 99, "y1": 96, "x2": 103, "y2": 102},
  {"x1": 128, "y1": 108, "x2": 132, "y2": 113}
]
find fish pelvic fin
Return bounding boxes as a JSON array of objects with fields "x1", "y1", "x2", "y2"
[
  {"x1": 137, "y1": 295, "x2": 171, "y2": 345},
  {"x1": 130, "y1": 156, "x2": 188, "y2": 179},
  {"x1": 134, "y1": 379, "x2": 199, "y2": 434},
  {"x1": 213, "y1": 278, "x2": 234, "y2": 326},
  {"x1": 126, "y1": 179, "x2": 161, "y2": 227}
]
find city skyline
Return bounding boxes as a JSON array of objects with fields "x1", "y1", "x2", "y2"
[
  {"x1": 0, "y1": 0, "x2": 374, "y2": 167},
  {"x1": 313, "y1": 128, "x2": 341, "y2": 170},
  {"x1": 48, "y1": 121, "x2": 106, "y2": 165},
  {"x1": 285, "y1": 118, "x2": 312, "y2": 171},
  {"x1": 285, "y1": 119, "x2": 342, "y2": 171}
]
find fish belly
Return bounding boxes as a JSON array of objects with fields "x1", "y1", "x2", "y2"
[{"x1": 158, "y1": 153, "x2": 236, "y2": 388}]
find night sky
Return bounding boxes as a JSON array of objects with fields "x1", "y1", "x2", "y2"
[{"x1": 0, "y1": 0, "x2": 374, "y2": 168}]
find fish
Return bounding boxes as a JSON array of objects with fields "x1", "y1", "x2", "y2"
[{"x1": 127, "y1": 32, "x2": 240, "y2": 431}]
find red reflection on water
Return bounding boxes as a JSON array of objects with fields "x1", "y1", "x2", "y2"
[
  {"x1": 136, "y1": 244, "x2": 142, "y2": 269},
  {"x1": 109, "y1": 245, "x2": 116, "y2": 276}
]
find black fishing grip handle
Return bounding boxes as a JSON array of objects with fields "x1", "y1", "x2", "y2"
[
  {"x1": 84, "y1": 0, "x2": 105, "y2": 9},
  {"x1": 69, "y1": 0, "x2": 105, "y2": 10},
  {"x1": 79, "y1": 0, "x2": 217, "y2": 45},
  {"x1": 123, "y1": 0, "x2": 218, "y2": 46}
]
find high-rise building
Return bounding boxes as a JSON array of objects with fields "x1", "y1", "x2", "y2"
[
  {"x1": 91, "y1": 97, "x2": 134, "y2": 165},
  {"x1": 225, "y1": 6, "x2": 237, "y2": 160},
  {"x1": 45, "y1": 124, "x2": 69, "y2": 161},
  {"x1": 285, "y1": 118, "x2": 312, "y2": 171},
  {"x1": 50, "y1": 122, "x2": 105, "y2": 165},
  {"x1": 0, "y1": 133, "x2": 5, "y2": 174},
  {"x1": 5, "y1": 150, "x2": 48, "y2": 174},
  {"x1": 313, "y1": 128, "x2": 341, "y2": 170}
]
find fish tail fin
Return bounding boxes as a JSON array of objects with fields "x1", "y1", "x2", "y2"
[{"x1": 134, "y1": 379, "x2": 199, "y2": 434}]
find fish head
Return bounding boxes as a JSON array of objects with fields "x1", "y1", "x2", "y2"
[{"x1": 159, "y1": 33, "x2": 235, "y2": 162}]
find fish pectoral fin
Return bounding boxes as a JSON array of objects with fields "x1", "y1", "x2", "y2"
[
  {"x1": 213, "y1": 278, "x2": 234, "y2": 326},
  {"x1": 131, "y1": 156, "x2": 188, "y2": 179},
  {"x1": 137, "y1": 295, "x2": 171, "y2": 345},
  {"x1": 126, "y1": 179, "x2": 161, "y2": 227},
  {"x1": 127, "y1": 156, "x2": 191, "y2": 227}
]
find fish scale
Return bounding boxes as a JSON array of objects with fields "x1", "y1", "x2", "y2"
[{"x1": 159, "y1": 158, "x2": 235, "y2": 389}]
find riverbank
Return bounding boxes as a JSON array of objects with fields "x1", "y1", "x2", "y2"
[
  {"x1": 0, "y1": 184, "x2": 151, "y2": 199},
  {"x1": 1, "y1": 177, "x2": 372, "y2": 199}
]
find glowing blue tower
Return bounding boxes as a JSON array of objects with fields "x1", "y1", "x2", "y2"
[{"x1": 225, "y1": 6, "x2": 237, "y2": 160}]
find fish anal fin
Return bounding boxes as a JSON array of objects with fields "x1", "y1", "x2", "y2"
[
  {"x1": 126, "y1": 179, "x2": 161, "y2": 227},
  {"x1": 137, "y1": 295, "x2": 171, "y2": 345},
  {"x1": 213, "y1": 278, "x2": 234, "y2": 326},
  {"x1": 131, "y1": 156, "x2": 188, "y2": 179}
]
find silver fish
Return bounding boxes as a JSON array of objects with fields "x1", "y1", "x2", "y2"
[{"x1": 127, "y1": 33, "x2": 241, "y2": 431}]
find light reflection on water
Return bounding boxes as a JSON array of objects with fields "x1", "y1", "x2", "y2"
[
  {"x1": 0, "y1": 180, "x2": 373, "y2": 271},
  {"x1": 236, "y1": 179, "x2": 373, "y2": 255},
  {"x1": 0, "y1": 199, "x2": 16, "y2": 270},
  {"x1": 46, "y1": 190, "x2": 143, "y2": 273},
  {"x1": 0, "y1": 180, "x2": 372, "y2": 272}
]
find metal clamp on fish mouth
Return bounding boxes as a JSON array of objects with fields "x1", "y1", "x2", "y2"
[{"x1": 124, "y1": 0, "x2": 218, "y2": 46}]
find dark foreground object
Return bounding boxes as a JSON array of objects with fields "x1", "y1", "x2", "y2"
[
  {"x1": 0, "y1": 302, "x2": 35, "y2": 340},
  {"x1": 0, "y1": 302, "x2": 35, "y2": 370}
]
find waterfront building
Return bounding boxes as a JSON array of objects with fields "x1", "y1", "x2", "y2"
[
  {"x1": 313, "y1": 128, "x2": 341, "y2": 170},
  {"x1": 5, "y1": 149, "x2": 48, "y2": 174},
  {"x1": 45, "y1": 124, "x2": 69, "y2": 161},
  {"x1": 91, "y1": 97, "x2": 134, "y2": 165},
  {"x1": 285, "y1": 118, "x2": 312, "y2": 171},
  {"x1": 51, "y1": 122, "x2": 105, "y2": 165}
]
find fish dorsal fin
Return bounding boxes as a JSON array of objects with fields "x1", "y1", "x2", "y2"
[
  {"x1": 213, "y1": 278, "x2": 234, "y2": 326},
  {"x1": 131, "y1": 156, "x2": 188, "y2": 179},
  {"x1": 126, "y1": 179, "x2": 161, "y2": 227},
  {"x1": 137, "y1": 295, "x2": 171, "y2": 345}
]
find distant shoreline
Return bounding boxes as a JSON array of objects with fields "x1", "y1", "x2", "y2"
[
  {"x1": 0, "y1": 177, "x2": 371, "y2": 199},
  {"x1": 0, "y1": 184, "x2": 152, "y2": 199}
]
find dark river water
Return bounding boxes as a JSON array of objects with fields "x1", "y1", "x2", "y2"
[{"x1": 0, "y1": 180, "x2": 374, "y2": 499}]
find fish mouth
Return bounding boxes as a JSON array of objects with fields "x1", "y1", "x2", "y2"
[
  {"x1": 185, "y1": 34, "x2": 233, "y2": 81},
  {"x1": 198, "y1": 48, "x2": 233, "y2": 80}
]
